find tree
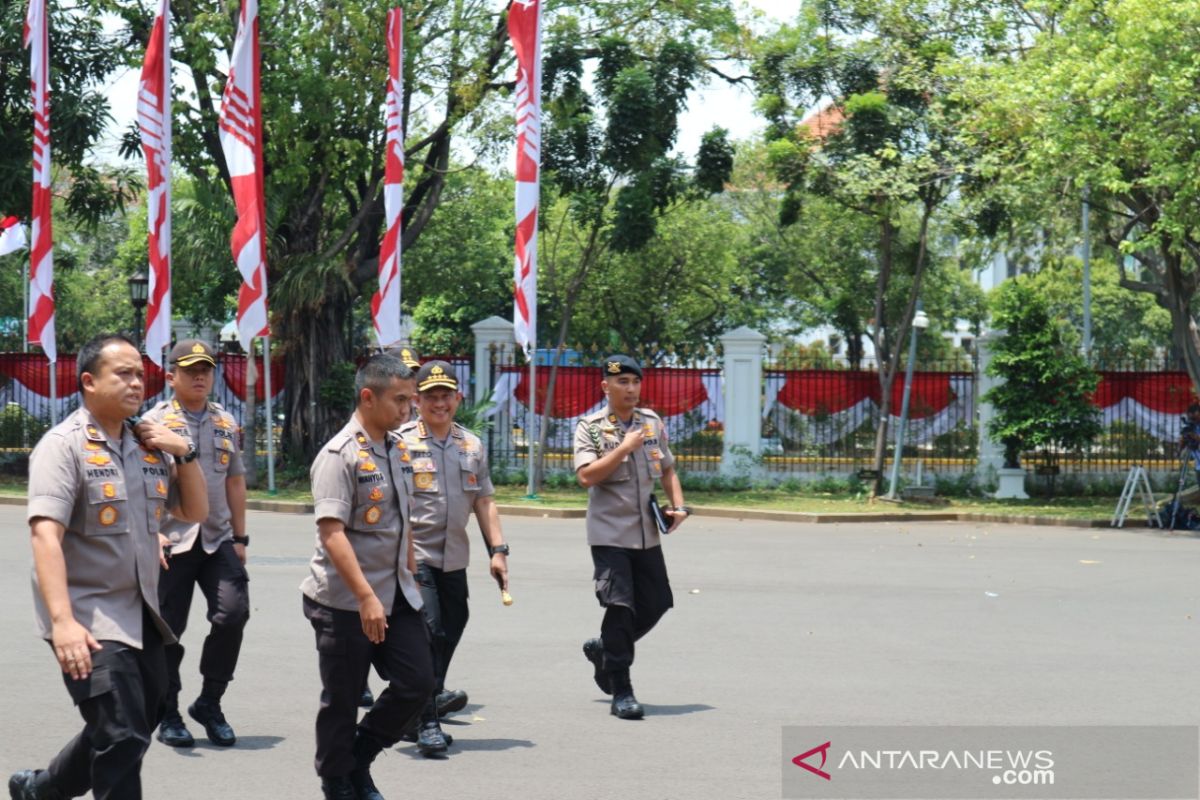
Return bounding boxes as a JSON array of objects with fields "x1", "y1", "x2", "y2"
[
  {"x1": 983, "y1": 278, "x2": 1101, "y2": 468},
  {"x1": 99, "y1": 0, "x2": 740, "y2": 462},
  {"x1": 752, "y1": 0, "x2": 978, "y2": 492},
  {"x1": 958, "y1": 0, "x2": 1200, "y2": 393}
]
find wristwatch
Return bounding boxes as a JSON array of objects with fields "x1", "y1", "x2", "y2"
[
  {"x1": 674, "y1": 505, "x2": 693, "y2": 516},
  {"x1": 233, "y1": 536, "x2": 250, "y2": 546},
  {"x1": 177, "y1": 444, "x2": 199, "y2": 464},
  {"x1": 488, "y1": 543, "x2": 510, "y2": 557}
]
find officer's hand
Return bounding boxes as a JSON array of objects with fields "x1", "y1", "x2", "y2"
[
  {"x1": 490, "y1": 553, "x2": 508, "y2": 592},
  {"x1": 666, "y1": 507, "x2": 688, "y2": 533},
  {"x1": 619, "y1": 427, "x2": 646, "y2": 453},
  {"x1": 134, "y1": 420, "x2": 190, "y2": 458},
  {"x1": 158, "y1": 533, "x2": 171, "y2": 569},
  {"x1": 233, "y1": 542, "x2": 247, "y2": 565},
  {"x1": 359, "y1": 594, "x2": 387, "y2": 644},
  {"x1": 52, "y1": 618, "x2": 103, "y2": 681}
]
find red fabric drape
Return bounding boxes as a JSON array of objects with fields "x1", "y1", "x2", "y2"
[
  {"x1": 218, "y1": 354, "x2": 285, "y2": 401},
  {"x1": 777, "y1": 370, "x2": 964, "y2": 418},
  {"x1": 0, "y1": 354, "x2": 165, "y2": 397},
  {"x1": 1091, "y1": 371, "x2": 1196, "y2": 413},
  {"x1": 510, "y1": 366, "x2": 713, "y2": 418}
]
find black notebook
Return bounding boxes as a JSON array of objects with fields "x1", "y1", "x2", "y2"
[{"x1": 648, "y1": 493, "x2": 671, "y2": 534}]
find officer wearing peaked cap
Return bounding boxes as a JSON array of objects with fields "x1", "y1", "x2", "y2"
[
  {"x1": 9, "y1": 333, "x2": 208, "y2": 800},
  {"x1": 143, "y1": 339, "x2": 250, "y2": 749},
  {"x1": 397, "y1": 360, "x2": 509, "y2": 756},
  {"x1": 573, "y1": 354, "x2": 691, "y2": 720}
]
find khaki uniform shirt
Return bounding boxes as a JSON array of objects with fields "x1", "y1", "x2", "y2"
[
  {"x1": 397, "y1": 420, "x2": 494, "y2": 571},
  {"x1": 301, "y1": 416, "x2": 422, "y2": 614},
  {"x1": 573, "y1": 406, "x2": 675, "y2": 550},
  {"x1": 27, "y1": 407, "x2": 178, "y2": 648},
  {"x1": 144, "y1": 397, "x2": 245, "y2": 554}
]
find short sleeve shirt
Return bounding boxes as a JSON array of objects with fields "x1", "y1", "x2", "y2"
[
  {"x1": 144, "y1": 397, "x2": 245, "y2": 554},
  {"x1": 26, "y1": 407, "x2": 177, "y2": 648},
  {"x1": 572, "y1": 406, "x2": 675, "y2": 549},
  {"x1": 398, "y1": 420, "x2": 495, "y2": 571},
  {"x1": 301, "y1": 415, "x2": 422, "y2": 614}
]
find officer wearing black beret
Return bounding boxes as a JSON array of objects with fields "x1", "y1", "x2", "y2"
[{"x1": 572, "y1": 354, "x2": 691, "y2": 719}]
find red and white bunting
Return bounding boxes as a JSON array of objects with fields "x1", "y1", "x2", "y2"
[
  {"x1": 219, "y1": 0, "x2": 269, "y2": 352},
  {"x1": 139, "y1": 0, "x2": 172, "y2": 365},
  {"x1": 508, "y1": 0, "x2": 541, "y2": 357},
  {"x1": 372, "y1": 8, "x2": 404, "y2": 348},
  {"x1": 24, "y1": 0, "x2": 55, "y2": 363}
]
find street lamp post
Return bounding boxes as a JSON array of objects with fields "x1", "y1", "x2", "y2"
[
  {"x1": 885, "y1": 307, "x2": 929, "y2": 500},
  {"x1": 127, "y1": 270, "x2": 149, "y2": 351}
]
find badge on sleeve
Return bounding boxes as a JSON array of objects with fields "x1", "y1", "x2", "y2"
[
  {"x1": 364, "y1": 506, "x2": 382, "y2": 524},
  {"x1": 99, "y1": 505, "x2": 117, "y2": 526}
]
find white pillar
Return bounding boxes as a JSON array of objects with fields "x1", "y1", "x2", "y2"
[
  {"x1": 976, "y1": 327, "x2": 1027, "y2": 498},
  {"x1": 719, "y1": 326, "x2": 766, "y2": 477},
  {"x1": 471, "y1": 316, "x2": 515, "y2": 466}
]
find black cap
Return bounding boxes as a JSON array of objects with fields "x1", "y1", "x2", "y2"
[
  {"x1": 169, "y1": 339, "x2": 217, "y2": 368},
  {"x1": 415, "y1": 360, "x2": 459, "y2": 392},
  {"x1": 602, "y1": 354, "x2": 642, "y2": 379},
  {"x1": 389, "y1": 345, "x2": 421, "y2": 370}
]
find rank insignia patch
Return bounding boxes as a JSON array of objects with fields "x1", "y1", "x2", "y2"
[{"x1": 102, "y1": 483, "x2": 116, "y2": 499}]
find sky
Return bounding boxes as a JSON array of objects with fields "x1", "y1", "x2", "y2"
[{"x1": 97, "y1": 0, "x2": 794, "y2": 165}]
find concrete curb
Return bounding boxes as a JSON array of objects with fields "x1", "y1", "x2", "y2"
[{"x1": 0, "y1": 493, "x2": 1159, "y2": 530}]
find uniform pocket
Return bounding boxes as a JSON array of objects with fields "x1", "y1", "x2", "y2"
[{"x1": 86, "y1": 481, "x2": 130, "y2": 535}]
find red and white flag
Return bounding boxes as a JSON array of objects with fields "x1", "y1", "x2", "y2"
[
  {"x1": 0, "y1": 216, "x2": 27, "y2": 256},
  {"x1": 509, "y1": 0, "x2": 541, "y2": 357},
  {"x1": 139, "y1": 0, "x2": 172, "y2": 365},
  {"x1": 372, "y1": 8, "x2": 404, "y2": 348},
  {"x1": 25, "y1": 0, "x2": 55, "y2": 363},
  {"x1": 219, "y1": 0, "x2": 269, "y2": 352}
]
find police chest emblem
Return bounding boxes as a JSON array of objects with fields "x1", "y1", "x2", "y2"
[
  {"x1": 86, "y1": 453, "x2": 112, "y2": 467},
  {"x1": 84, "y1": 441, "x2": 101, "y2": 452},
  {"x1": 364, "y1": 506, "x2": 382, "y2": 524},
  {"x1": 414, "y1": 473, "x2": 433, "y2": 489},
  {"x1": 369, "y1": 486, "x2": 384, "y2": 502},
  {"x1": 143, "y1": 452, "x2": 160, "y2": 464},
  {"x1": 98, "y1": 505, "x2": 117, "y2": 526},
  {"x1": 466, "y1": 474, "x2": 478, "y2": 486},
  {"x1": 102, "y1": 483, "x2": 116, "y2": 499},
  {"x1": 219, "y1": 453, "x2": 230, "y2": 465},
  {"x1": 358, "y1": 449, "x2": 371, "y2": 460},
  {"x1": 360, "y1": 460, "x2": 377, "y2": 473},
  {"x1": 213, "y1": 416, "x2": 233, "y2": 431},
  {"x1": 156, "y1": 479, "x2": 167, "y2": 496}
]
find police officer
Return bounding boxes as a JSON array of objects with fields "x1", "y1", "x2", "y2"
[
  {"x1": 144, "y1": 339, "x2": 249, "y2": 748},
  {"x1": 398, "y1": 360, "x2": 508, "y2": 756},
  {"x1": 302, "y1": 354, "x2": 434, "y2": 800},
  {"x1": 9, "y1": 333, "x2": 208, "y2": 800},
  {"x1": 359, "y1": 346, "x2": 422, "y2": 710},
  {"x1": 572, "y1": 355, "x2": 690, "y2": 720}
]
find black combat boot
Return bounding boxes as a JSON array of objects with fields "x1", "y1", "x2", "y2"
[{"x1": 350, "y1": 730, "x2": 387, "y2": 800}]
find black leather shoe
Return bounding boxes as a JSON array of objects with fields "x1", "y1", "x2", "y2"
[
  {"x1": 349, "y1": 767, "x2": 384, "y2": 800},
  {"x1": 8, "y1": 770, "x2": 61, "y2": 800},
  {"x1": 359, "y1": 687, "x2": 375, "y2": 708},
  {"x1": 188, "y1": 698, "x2": 236, "y2": 747},
  {"x1": 583, "y1": 638, "x2": 612, "y2": 695},
  {"x1": 157, "y1": 710, "x2": 195, "y2": 748},
  {"x1": 611, "y1": 691, "x2": 644, "y2": 720},
  {"x1": 435, "y1": 689, "x2": 468, "y2": 716},
  {"x1": 320, "y1": 776, "x2": 356, "y2": 800},
  {"x1": 416, "y1": 720, "x2": 452, "y2": 756}
]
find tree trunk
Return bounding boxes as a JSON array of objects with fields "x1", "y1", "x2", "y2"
[{"x1": 280, "y1": 286, "x2": 352, "y2": 461}]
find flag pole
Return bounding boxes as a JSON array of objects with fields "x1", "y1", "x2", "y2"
[
  {"x1": 526, "y1": 347, "x2": 537, "y2": 498},
  {"x1": 22, "y1": 260, "x2": 28, "y2": 354},
  {"x1": 49, "y1": 356, "x2": 56, "y2": 425},
  {"x1": 263, "y1": 334, "x2": 275, "y2": 493}
]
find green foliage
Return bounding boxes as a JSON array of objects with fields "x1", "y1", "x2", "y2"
[
  {"x1": 983, "y1": 279, "x2": 1102, "y2": 467},
  {"x1": 317, "y1": 362, "x2": 357, "y2": 415},
  {"x1": 453, "y1": 396, "x2": 495, "y2": 437}
]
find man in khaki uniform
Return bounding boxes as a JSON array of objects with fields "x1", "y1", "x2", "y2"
[
  {"x1": 9, "y1": 333, "x2": 208, "y2": 800},
  {"x1": 144, "y1": 339, "x2": 249, "y2": 748},
  {"x1": 573, "y1": 354, "x2": 690, "y2": 720},
  {"x1": 398, "y1": 360, "x2": 508, "y2": 756},
  {"x1": 302, "y1": 354, "x2": 433, "y2": 800}
]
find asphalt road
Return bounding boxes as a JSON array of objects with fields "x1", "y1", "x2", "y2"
[{"x1": 2, "y1": 505, "x2": 1198, "y2": 799}]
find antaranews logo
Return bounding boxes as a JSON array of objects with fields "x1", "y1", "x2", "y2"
[{"x1": 792, "y1": 741, "x2": 832, "y2": 781}]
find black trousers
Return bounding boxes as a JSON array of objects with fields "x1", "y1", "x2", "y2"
[
  {"x1": 415, "y1": 563, "x2": 470, "y2": 698},
  {"x1": 591, "y1": 545, "x2": 674, "y2": 675},
  {"x1": 303, "y1": 592, "x2": 434, "y2": 778},
  {"x1": 159, "y1": 538, "x2": 250, "y2": 706},
  {"x1": 42, "y1": 606, "x2": 167, "y2": 800}
]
